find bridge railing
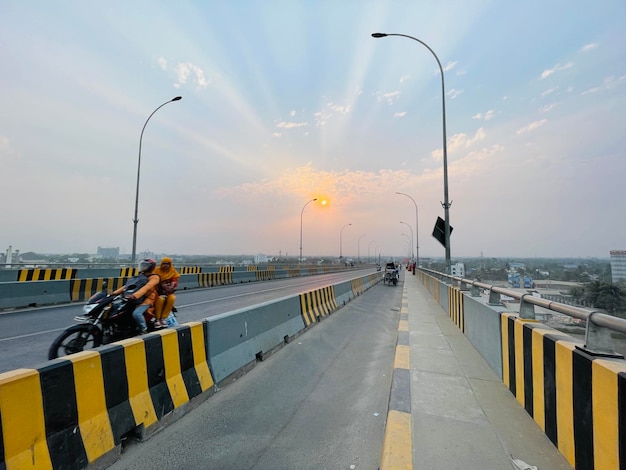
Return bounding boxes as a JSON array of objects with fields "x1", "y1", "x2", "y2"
[{"x1": 422, "y1": 268, "x2": 626, "y2": 358}]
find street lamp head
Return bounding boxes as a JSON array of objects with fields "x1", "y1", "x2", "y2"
[
  {"x1": 172, "y1": 96, "x2": 182, "y2": 101},
  {"x1": 372, "y1": 33, "x2": 388, "y2": 38}
]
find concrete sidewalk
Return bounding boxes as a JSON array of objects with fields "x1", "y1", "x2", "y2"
[{"x1": 382, "y1": 272, "x2": 573, "y2": 470}]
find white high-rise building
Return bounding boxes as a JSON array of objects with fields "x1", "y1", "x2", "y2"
[
  {"x1": 451, "y1": 262, "x2": 465, "y2": 277},
  {"x1": 610, "y1": 250, "x2": 626, "y2": 283}
]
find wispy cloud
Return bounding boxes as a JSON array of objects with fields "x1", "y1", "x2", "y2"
[
  {"x1": 313, "y1": 110, "x2": 331, "y2": 127},
  {"x1": 453, "y1": 144, "x2": 505, "y2": 174},
  {"x1": 448, "y1": 128, "x2": 486, "y2": 152},
  {"x1": 472, "y1": 110, "x2": 496, "y2": 121},
  {"x1": 541, "y1": 86, "x2": 559, "y2": 98},
  {"x1": 174, "y1": 63, "x2": 209, "y2": 89},
  {"x1": 581, "y1": 43, "x2": 598, "y2": 52},
  {"x1": 447, "y1": 89, "x2": 463, "y2": 100},
  {"x1": 516, "y1": 119, "x2": 548, "y2": 135},
  {"x1": 310, "y1": 101, "x2": 351, "y2": 127},
  {"x1": 327, "y1": 102, "x2": 350, "y2": 114},
  {"x1": 394, "y1": 112, "x2": 406, "y2": 118},
  {"x1": 581, "y1": 75, "x2": 626, "y2": 95},
  {"x1": 540, "y1": 63, "x2": 574, "y2": 79},
  {"x1": 376, "y1": 90, "x2": 400, "y2": 105},
  {"x1": 443, "y1": 61, "x2": 458, "y2": 72},
  {"x1": 157, "y1": 57, "x2": 209, "y2": 90},
  {"x1": 215, "y1": 165, "x2": 415, "y2": 205},
  {"x1": 431, "y1": 128, "x2": 486, "y2": 160},
  {"x1": 276, "y1": 121, "x2": 308, "y2": 129},
  {"x1": 539, "y1": 103, "x2": 558, "y2": 113}
]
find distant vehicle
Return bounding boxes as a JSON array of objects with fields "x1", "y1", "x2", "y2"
[
  {"x1": 383, "y1": 262, "x2": 399, "y2": 286},
  {"x1": 523, "y1": 276, "x2": 533, "y2": 288},
  {"x1": 507, "y1": 272, "x2": 520, "y2": 288}
]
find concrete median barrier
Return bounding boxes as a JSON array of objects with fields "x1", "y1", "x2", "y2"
[
  {"x1": 0, "y1": 322, "x2": 214, "y2": 469},
  {"x1": 206, "y1": 295, "x2": 306, "y2": 384},
  {"x1": 0, "y1": 280, "x2": 71, "y2": 309}
]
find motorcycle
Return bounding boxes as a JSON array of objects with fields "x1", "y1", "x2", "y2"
[{"x1": 48, "y1": 283, "x2": 177, "y2": 360}]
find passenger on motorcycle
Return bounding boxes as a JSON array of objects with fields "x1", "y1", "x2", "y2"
[
  {"x1": 153, "y1": 257, "x2": 180, "y2": 328},
  {"x1": 112, "y1": 258, "x2": 160, "y2": 334}
]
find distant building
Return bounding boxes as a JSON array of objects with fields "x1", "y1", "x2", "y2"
[
  {"x1": 255, "y1": 254, "x2": 269, "y2": 264},
  {"x1": 97, "y1": 246, "x2": 119, "y2": 259},
  {"x1": 610, "y1": 250, "x2": 626, "y2": 283},
  {"x1": 509, "y1": 262, "x2": 525, "y2": 270},
  {"x1": 451, "y1": 262, "x2": 465, "y2": 277}
]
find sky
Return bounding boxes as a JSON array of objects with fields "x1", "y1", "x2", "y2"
[{"x1": 1, "y1": 0, "x2": 625, "y2": 260}]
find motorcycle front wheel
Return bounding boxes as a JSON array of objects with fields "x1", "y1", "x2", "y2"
[{"x1": 48, "y1": 324, "x2": 103, "y2": 360}]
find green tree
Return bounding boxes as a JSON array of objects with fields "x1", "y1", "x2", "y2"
[
  {"x1": 583, "y1": 281, "x2": 626, "y2": 315},
  {"x1": 569, "y1": 286, "x2": 585, "y2": 303}
]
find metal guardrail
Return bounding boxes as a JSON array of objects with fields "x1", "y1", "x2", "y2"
[{"x1": 422, "y1": 268, "x2": 626, "y2": 359}]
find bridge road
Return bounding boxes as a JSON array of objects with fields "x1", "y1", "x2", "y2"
[
  {"x1": 108, "y1": 272, "x2": 573, "y2": 470},
  {"x1": 109, "y1": 271, "x2": 403, "y2": 470}
]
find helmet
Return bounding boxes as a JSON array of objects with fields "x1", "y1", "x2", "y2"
[{"x1": 138, "y1": 258, "x2": 156, "y2": 273}]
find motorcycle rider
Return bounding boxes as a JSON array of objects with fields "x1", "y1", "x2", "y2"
[
  {"x1": 153, "y1": 257, "x2": 180, "y2": 328},
  {"x1": 112, "y1": 258, "x2": 160, "y2": 334}
]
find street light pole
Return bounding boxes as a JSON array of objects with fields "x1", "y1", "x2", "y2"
[
  {"x1": 396, "y1": 192, "x2": 419, "y2": 267},
  {"x1": 299, "y1": 198, "x2": 317, "y2": 265},
  {"x1": 131, "y1": 96, "x2": 182, "y2": 263},
  {"x1": 358, "y1": 234, "x2": 367, "y2": 263},
  {"x1": 400, "y1": 221, "x2": 414, "y2": 261},
  {"x1": 401, "y1": 234, "x2": 412, "y2": 258},
  {"x1": 368, "y1": 240, "x2": 376, "y2": 263},
  {"x1": 339, "y1": 223, "x2": 352, "y2": 260},
  {"x1": 373, "y1": 32, "x2": 451, "y2": 273}
]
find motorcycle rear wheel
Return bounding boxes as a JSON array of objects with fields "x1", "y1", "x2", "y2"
[{"x1": 48, "y1": 324, "x2": 103, "y2": 360}]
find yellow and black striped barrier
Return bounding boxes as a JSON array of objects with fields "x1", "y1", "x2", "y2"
[
  {"x1": 70, "y1": 277, "x2": 129, "y2": 302},
  {"x1": 448, "y1": 285, "x2": 464, "y2": 332},
  {"x1": 255, "y1": 270, "x2": 275, "y2": 281},
  {"x1": 501, "y1": 313, "x2": 626, "y2": 470},
  {"x1": 198, "y1": 271, "x2": 232, "y2": 287},
  {"x1": 299, "y1": 286, "x2": 338, "y2": 327},
  {"x1": 120, "y1": 267, "x2": 137, "y2": 278},
  {"x1": 17, "y1": 268, "x2": 77, "y2": 281},
  {"x1": 420, "y1": 273, "x2": 441, "y2": 303},
  {"x1": 179, "y1": 266, "x2": 201, "y2": 274},
  {"x1": 0, "y1": 322, "x2": 214, "y2": 469},
  {"x1": 351, "y1": 278, "x2": 365, "y2": 296}
]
